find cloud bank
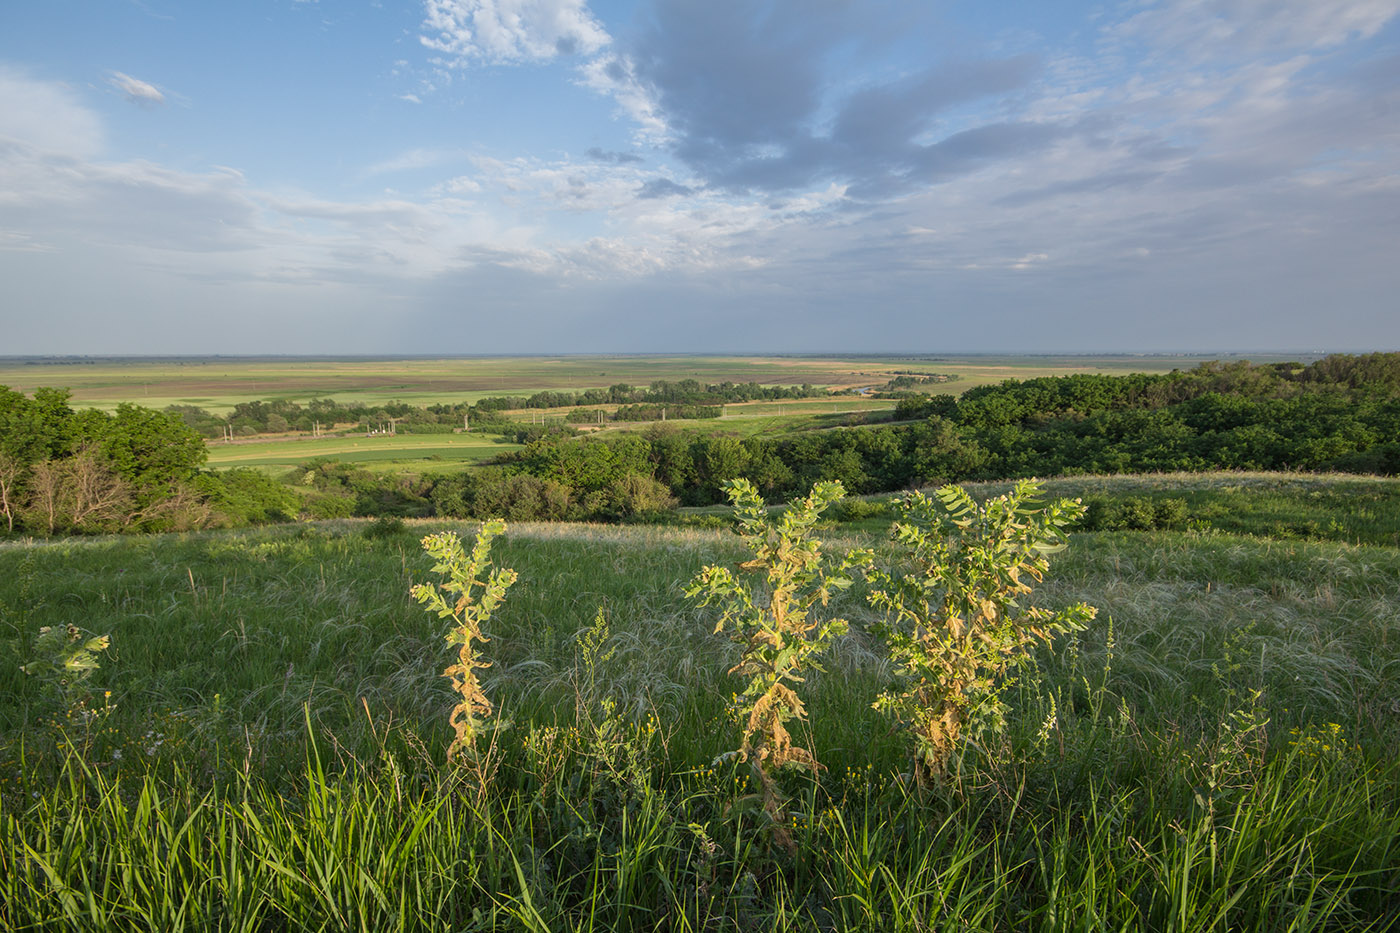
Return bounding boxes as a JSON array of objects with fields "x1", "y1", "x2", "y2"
[{"x1": 2, "y1": 0, "x2": 1398, "y2": 353}]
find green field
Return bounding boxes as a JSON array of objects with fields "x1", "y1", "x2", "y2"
[
  {"x1": 204, "y1": 431, "x2": 521, "y2": 472},
  {"x1": 0, "y1": 353, "x2": 1241, "y2": 414},
  {"x1": 196, "y1": 397, "x2": 893, "y2": 474},
  {"x1": 1, "y1": 473, "x2": 1396, "y2": 929},
  {"x1": 717, "y1": 397, "x2": 896, "y2": 418}
]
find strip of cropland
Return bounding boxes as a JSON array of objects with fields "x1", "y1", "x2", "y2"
[{"x1": 203, "y1": 431, "x2": 519, "y2": 473}]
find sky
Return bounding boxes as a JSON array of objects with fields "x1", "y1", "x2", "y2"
[{"x1": 1, "y1": 0, "x2": 1398, "y2": 355}]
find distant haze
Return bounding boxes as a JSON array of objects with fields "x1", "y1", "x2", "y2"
[{"x1": 1, "y1": 1, "x2": 1397, "y2": 354}]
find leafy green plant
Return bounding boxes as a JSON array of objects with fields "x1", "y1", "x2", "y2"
[
  {"x1": 410, "y1": 520, "x2": 518, "y2": 763},
  {"x1": 21, "y1": 624, "x2": 111, "y2": 706},
  {"x1": 21, "y1": 623, "x2": 115, "y2": 752},
  {"x1": 868, "y1": 479, "x2": 1096, "y2": 785},
  {"x1": 686, "y1": 479, "x2": 872, "y2": 843},
  {"x1": 572, "y1": 606, "x2": 617, "y2": 717}
]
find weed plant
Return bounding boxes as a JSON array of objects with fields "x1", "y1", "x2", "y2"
[
  {"x1": 868, "y1": 480, "x2": 1095, "y2": 785},
  {"x1": 686, "y1": 479, "x2": 872, "y2": 850},
  {"x1": 1, "y1": 478, "x2": 1399, "y2": 929},
  {"x1": 411, "y1": 521, "x2": 517, "y2": 764}
]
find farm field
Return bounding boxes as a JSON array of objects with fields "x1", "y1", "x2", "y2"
[
  {"x1": 191, "y1": 398, "x2": 899, "y2": 476},
  {"x1": 203, "y1": 431, "x2": 521, "y2": 473},
  {"x1": 717, "y1": 397, "x2": 896, "y2": 418},
  {"x1": 1, "y1": 473, "x2": 1397, "y2": 929},
  {"x1": 525, "y1": 397, "x2": 899, "y2": 424},
  {"x1": 622, "y1": 409, "x2": 887, "y2": 441},
  {"x1": 0, "y1": 353, "x2": 1239, "y2": 414}
]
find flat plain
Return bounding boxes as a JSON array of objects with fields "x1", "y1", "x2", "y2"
[{"x1": 0, "y1": 353, "x2": 1239, "y2": 414}]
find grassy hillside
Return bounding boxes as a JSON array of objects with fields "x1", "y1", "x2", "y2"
[{"x1": 1, "y1": 474, "x2": 1396, "y2": 929}]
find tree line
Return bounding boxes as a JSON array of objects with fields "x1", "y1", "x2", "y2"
[
  {"x1": 168, "y1": 379, "x2": 832, "y2": 438},
  {"x1": 0, "y1": 387, "x2": 293, "y2": 534}
]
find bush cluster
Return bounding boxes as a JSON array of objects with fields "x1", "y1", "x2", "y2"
[{"x1": 1079, "y1": 495, "x2": 1190, "y2": 532}]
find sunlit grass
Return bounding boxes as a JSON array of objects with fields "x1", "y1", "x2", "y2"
[
  {"x1": 204, "y1": 432, "x2": 519, "y2": 471},
  {"x1": 966, "y1": 472, "x2": 1400, "y2": 547},
  {"x1": 1, "y1": 475, "x2": 1397, "y2": 929}
]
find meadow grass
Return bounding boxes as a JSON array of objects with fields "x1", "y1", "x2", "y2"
[
  {"x1": 1, "y1": 476, "x2": 1397, "y2": 930},
  {"x1": 721, "y1": 472, "x2": 1400, "y2": 549},
  {"x1": 968, "y1": 472, "x2": 1400, "y2": 548},
  {"x1": 715, "y1": 399, "x2": 896, "y2": 419},
  {"x1": 204, "y1": 432, "x2": 520, "y2": 472}
]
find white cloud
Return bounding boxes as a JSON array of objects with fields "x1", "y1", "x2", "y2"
[
  {"x1": 420, "y1": 0, "x2": 609, "y2": 65},
  {"x1": 363, "y1": 147, "x2": 464, "y2": 177},
  {"x1": 578, "y1": 53, "x2": 668, "y2": 143},
  {"x1": 106, "y1": 70, "x2": 166, "y2": 106},
  {"x1": 1112, "y1": 0, "x2": 1400, "y2": 55},
  {"x1": 1, "y1": 147, "x2": 262, "y2": 253},
  {"x1": 0, "y1": 230, "x2": 55, "y2": 253},
  {"x1": 442, "y1": 175, "x2": 483, "y2": 194},
  {"x1": 0, "y1": 66, "x2": 104, "y2": 157}
]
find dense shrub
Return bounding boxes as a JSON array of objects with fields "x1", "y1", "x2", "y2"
[
  {"x1": 194, "y1": 468, "x2": 300, "y2": 526},
  {"x1": 1080, "y1": 495, "x2": 1190, "y2": 531}
]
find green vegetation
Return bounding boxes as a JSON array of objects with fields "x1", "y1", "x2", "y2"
[
  {"x1": 7, "y1": 353, "x2": 1400, "y2": 535},
  {"x1": 2, "y1": 474, "x2": 1399, "y2": 929},
  {"x1": 0, "y1": 387, "x2": 333, "y2": 533},
  {"x1": 975, "y1": 472, "x2": 1400, "y2": 548},
  {"x1": 686, "y1": 480, "x2": 872, "y2": 846},
  {"x1": 411, "y1": 521, "x2": 518, "y2": 764},
  {"x1": 475, "y1": 354, "x2": 1400, "y2": 513},
  {"x1": 4, "y1": 354, "x2": 1397, "y2": 927},
  {"x1": 0, "y1": 386, "x2": 211, "y2": 534},
  {"x1": 204, "y1": 432, "x2": 517, "y2": 472},
  {"x1": 867, "y1": 481, "x2": 1095, "y2": 784}
]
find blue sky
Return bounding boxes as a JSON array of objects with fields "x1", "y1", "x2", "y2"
[{"x1": 1, "y1": 0, "x2": 1397, "y2": 354}]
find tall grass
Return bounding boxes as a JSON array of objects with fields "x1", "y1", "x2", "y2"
[
  {"x1": 3, "y1": 724, "x2": 1395, "y2": 930},
  {"x1": 2, "y1": 482, "x2": 1399, "y2": 929},
  {"x1": 966, "y1": 472, "x2": 1400, "y2": 548}
]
